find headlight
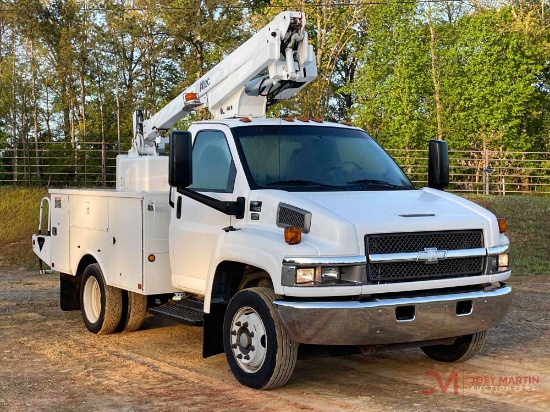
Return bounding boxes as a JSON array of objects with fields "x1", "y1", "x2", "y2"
[
  {"x1": 290, "y1": 265, "x2": 365, "y2": 286},
  {"x1": 296, "y1": 268, "x2": 316, "y2": 284},
  {"x1": 321, "y1": 267, "x2": 340, "y2": 282},
  {"x1": 490, "y1": 253, "x2": 509, "y2": 273}
]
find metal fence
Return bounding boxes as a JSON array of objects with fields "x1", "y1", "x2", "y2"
[
  {"x1": 387, "y1": 149, "x2": 550, "y2": 195},
  {"x1": 1, "y1": 141, "x2": 549, "y2": 194},
  {"x1": 0, "y1": 141, "x2": 132, "y2": 187}
]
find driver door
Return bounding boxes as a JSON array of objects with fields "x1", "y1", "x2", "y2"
[{"x1": 169, "y1": 129, "x2": 236, "y2": 294}]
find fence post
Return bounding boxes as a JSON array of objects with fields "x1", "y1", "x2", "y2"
[
  {"x1": 101, "y1": 139, "x2": 106, "y2": 188},
  {"x1": 484, "y1": 148, "x2": 490, "y2": 195}
]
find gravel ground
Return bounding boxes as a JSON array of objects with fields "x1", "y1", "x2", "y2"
[{"x1": 0, "y1": 268, "x2": 548, "y2": 411}]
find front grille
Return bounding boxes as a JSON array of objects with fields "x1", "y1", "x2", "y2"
[
  {"x1": 367, "y1": 230, "x2": 483, "y2": 254},
  {"x1": 369, "y1": 257, "x2": 484, "y2": 282},
  {"x1": 366, "y1": 230, "x2": 485, "y2": 283}
]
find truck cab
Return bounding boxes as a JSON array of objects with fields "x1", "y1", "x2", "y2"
[
  {"x1": 163, "y1": 117, "x2": 512, "y2": 388},
  {"x1": 168, "y1": 119, "x2": 510, "y2": 302}
]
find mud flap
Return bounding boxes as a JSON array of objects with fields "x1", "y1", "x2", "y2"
[
  {"x1": 203, "y1": 303, "x2": 227, "y2": 358},
  {"x1": 60, "y1": 272, "x2": 81, "y2": 311}
]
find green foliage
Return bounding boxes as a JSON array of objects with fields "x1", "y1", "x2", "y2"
[
  {"x1": 351, "y1": 3, "x2": 549, "y2": 153},
  {"x1": 352, "y1": 3, "x2": 434, "y2": 149},
  {"x1": 441, "y1": 7, "x2": 547, "y2": 151}
]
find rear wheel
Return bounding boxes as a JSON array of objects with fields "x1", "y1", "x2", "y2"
[
  {"x1": 223, "y1": 287, "x2": 298, "y2": 389},
  {"x1": 80, "y1": 263, "x2": 122, "y2": 335},
  {"x1": 118, "y1": 291, "x2": 147, "y2": 332},
  {"x1": 421, "y1": 331, "x2": 487, "y2": 362}
]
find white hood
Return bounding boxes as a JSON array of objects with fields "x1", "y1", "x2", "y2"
[{"x1": 294, "y1": 188, "x2": 500, "y2": 247}]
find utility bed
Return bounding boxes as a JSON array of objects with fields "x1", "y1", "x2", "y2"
[{"x1": 32, "y1": 189, "x2": 176, "y2": 295}]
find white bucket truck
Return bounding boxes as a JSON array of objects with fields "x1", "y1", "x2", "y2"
[{"x1": 32, "y1": 11, "x2": 512, "y2": 389}]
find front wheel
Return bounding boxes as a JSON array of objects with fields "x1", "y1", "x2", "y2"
[
  {"x1": 223, "y1": 287, "x2": 298, "y2": 389},
  {"x1": 421, "y1": 331, "x2": 487, "y2": 362}
]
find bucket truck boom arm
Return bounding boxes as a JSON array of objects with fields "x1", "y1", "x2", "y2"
[{"x1": 131, "y1": 11, "x2": 317, "y2": 156}]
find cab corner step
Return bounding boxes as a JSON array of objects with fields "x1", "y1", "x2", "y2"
[{"x1": 148, "y1": 302, "x2": 204, "y2": 326}]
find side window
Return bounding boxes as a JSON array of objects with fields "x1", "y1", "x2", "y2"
[{"x1": 189, "y1": 130, "x2": 236, "y2": 192}]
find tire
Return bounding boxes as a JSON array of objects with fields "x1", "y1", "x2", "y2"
[
  {"x1": 421, "y1": 331, "x2": 487, "y2": 362},
  {"x1": 80, "y1": 263, "x2": 122, "y2": 335},
  {"x1": 118, "y1": 291, "x2": 147, "y2": 332},
  {"x1": 223, "y1": 287, "x2": 298, "y2": 389}
]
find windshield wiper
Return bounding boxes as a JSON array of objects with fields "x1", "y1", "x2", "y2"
[
  {"x1": 346, "y1": 179, "x2": 410, "y2": 190},
  {"x1": 266, "y1": 180, "x2": 348, "y2": 190}
]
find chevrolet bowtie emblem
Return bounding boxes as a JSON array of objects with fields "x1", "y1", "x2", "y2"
[{"x1": 417, "y1": 247, "x2": 447, "y2": 264}]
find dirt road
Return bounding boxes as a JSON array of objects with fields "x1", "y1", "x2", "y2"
[{"x1": 1, "y1": 268, "x2": 548, "y2": 411}]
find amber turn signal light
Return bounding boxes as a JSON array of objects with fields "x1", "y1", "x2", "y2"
[
  {"x1": 284, "y1": 226, "x2": 302, "y2": 244},
  {"x1": 497, "y1": 218, "x2": 507, "y2": 233},
  {"x1": 184, "y1": 92, "x2": 199, "y2": 102},
  {"x1": 148, "y1": 254, "x2": 156, "y2": 262}
]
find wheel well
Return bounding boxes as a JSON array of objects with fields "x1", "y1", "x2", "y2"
[
  {"x1": 210, "y1": 261, "x2": 272, "y2": 303},
  {"x1": 203, "y1": 262, "x2": 273, "y2": 359},
  {"x1": 238, "y1": 268, "x2": 273, "y2": 291},
  {"x1": 77, "y1": 255, "x2": 98, "y2": 277}
]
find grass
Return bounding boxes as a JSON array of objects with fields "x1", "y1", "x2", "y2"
[
  {"x1": 466, "y1": 195, "x2": 549, "y2": 276},
  {"x1": 0, "y1": 186, "x2": 48, "y2": 269},
  {"x1": 0, "y1": 187, "x2": 547, "y2": 275}
]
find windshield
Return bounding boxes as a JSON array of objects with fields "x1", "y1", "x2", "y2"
[{"x1": 233, "y1": 125, "x2": 414, "y2": 191}]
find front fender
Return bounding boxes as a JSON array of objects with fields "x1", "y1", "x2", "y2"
[{"x1": 203, "y1": 227, "x2": 317, "y2": 312}]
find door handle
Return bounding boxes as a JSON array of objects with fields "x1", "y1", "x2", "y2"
[
  {"x1": 169, "y1": 187, "x2": 175, "y2": 208},
  {"x1": 176, "y1": 196, "x2": 182, "y2": 219}
]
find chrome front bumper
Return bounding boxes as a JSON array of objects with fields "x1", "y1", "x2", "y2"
[{"x1": 273, "y1": 285, "x2": 513, "y2": 345}]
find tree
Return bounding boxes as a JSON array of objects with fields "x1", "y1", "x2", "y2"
[
  {"x1": 352, "y1": 3, "x2": 433, "y2": 149},
  {"x1": 442, "y1": 6, "x2": 547, "y2": 152}
]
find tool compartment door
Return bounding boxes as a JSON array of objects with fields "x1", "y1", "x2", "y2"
[
  {"x1": 49, "y1": 193, "x2": 70, "y2": 273},
  {"x1": 108, "y1": 197, "x2": 143, "y2": 292},
  {"x1": 142, "y1": 194, "x2": 176, "y2": 295}
]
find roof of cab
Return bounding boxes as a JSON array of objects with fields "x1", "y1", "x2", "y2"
[{"x1": 190, "y1": 117, "x2": 361, "y2": 130}]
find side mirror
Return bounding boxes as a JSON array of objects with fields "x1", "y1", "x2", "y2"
[
  {"x1": 169, "y1": 130, "x2": 193, "y2": 188},
  {"x1": 428, "y1": 139, "x2": 449, "y2": 190}
]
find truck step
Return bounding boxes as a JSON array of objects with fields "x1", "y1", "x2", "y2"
[{"x1": 148, "y1": 301, "x2": 204, "y2": 326}]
